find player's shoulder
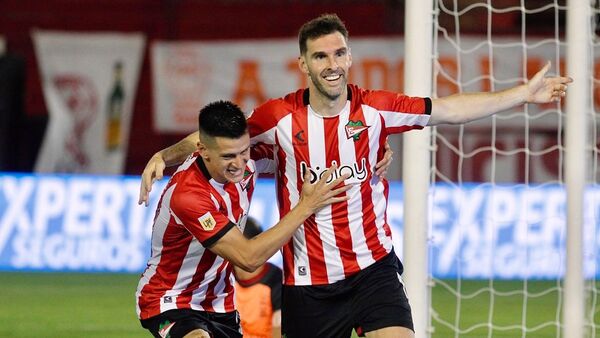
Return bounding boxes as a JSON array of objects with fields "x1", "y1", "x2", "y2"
[
  {"x1": 349, "y1": 83, "x2": 396, "y2": 101},
  {"x1": 348, "y1": 83, "x2": 425, "y2": 111},
  {"x1": 169, "y1": 163, "x2": 215, "y2": 210},
  {"x1": 251, "y1": 88, "x2": 307, "y2": 119}
]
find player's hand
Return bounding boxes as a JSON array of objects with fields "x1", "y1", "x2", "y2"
[
  {"x1": 299, "y1": 164, "x2": 352, "y2": 213},
  {"x1": 138, "y1": 153, "x2": 166, "y2": 206},
  {"x1": 526, "y1": 61, "x2": 573, "y2": 104},
  {"x1": 375, "y1": 139, "x2": 394, "y2": 179}
]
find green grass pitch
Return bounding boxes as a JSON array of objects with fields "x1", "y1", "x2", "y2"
[{"x1": 0, "y1": 273, "x2": 597, "y2": 337}]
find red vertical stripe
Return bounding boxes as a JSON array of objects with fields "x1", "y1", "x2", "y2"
[
  {"x1": 175, "y1": 250, "x2": 218, "y2": 308},
  {"x1": 223, "y1": 264, "x2": 235, "y2": 312},
  {"x1": 323, "y1": 117, "x2": 359, "y2": 277},
  {"x1": 200, "y1": 259, "x2": 230, "y2": 311},
  {"x1": 375, "y1": 115, "x2": 393, "y2": 261},
  {"x1": 353, "y1": 110, "x2": 388, "y2": 261}
]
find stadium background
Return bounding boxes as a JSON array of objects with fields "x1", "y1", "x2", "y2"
[
  {"x1": 1, "y1": 1, "x2": 594, "y2": 338},
  {"x1": 0, "y1": 0, "x2": 558, "y2": 176}
]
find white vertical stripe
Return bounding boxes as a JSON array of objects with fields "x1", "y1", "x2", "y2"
[
  {"x1": 362, "y1": 105, "x2": 383, "y2": 183},
  {"x1": 337, "y1": 105, "x2": 373, "y2": 270},
  {"x1": 249, "y1": 124, "x2": 277, "y2": 146},
  {"x1": 308, "y1": 106, "x2": 344, "y2": 283},
  {"x1": 209, "y1": 263, "x2": 231, "y2": 312},
  {"x1": 211, "y1": 182, "x2": 234, "y2": 223},
  {"x1": 210, "y1": 195, "x2": 220, "y2": 209},
  {"x1": 135, "y1": 183, "x2": 177, "y2": 316},
  {"x1": 278, "y1": 114, "x2": 311, "y2": 284},
  {"x1": 371, "y1": 177, "x2": 393, "y2": 253},
  {"x1": 189, "y1": 256, "x2": 226, "y2": 311},
  {"x1": 363, "y1": 105, "x2": 394, "y2": 253},
  {"x1": 160, "y1": 237, "x2": 204, "y2": 313}
]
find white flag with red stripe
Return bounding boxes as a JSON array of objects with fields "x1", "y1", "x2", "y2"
[{"x1": 33, "y1": 30, "x2": 145, "y2": 174}]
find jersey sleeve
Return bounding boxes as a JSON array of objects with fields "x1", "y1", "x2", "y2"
[
  {"x1": 247, "y1": 92, "x2": 300, "y2": 146},
  {"x1": 360, "y1": 87, "x2": 432, "y2": 134},
  {"x1": 169, "y1": 188, "x2": 234, "y2": 247},
  {"x1": 247, "y1": 101, "x2": 278, "y2": 146}
]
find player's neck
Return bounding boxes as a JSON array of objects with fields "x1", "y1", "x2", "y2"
[
  {"x1": 196, "y1": 156, "x2": 228, "y2": 185},
  {"x1": 308, "y1": 85, "x2": 347, "y2": 117}
]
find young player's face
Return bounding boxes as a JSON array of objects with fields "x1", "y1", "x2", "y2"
[
  {"x1": 299, "y1": 31, "x2": 352, "y2": 101},
  {"x1": 200, "y1": 134, "x2": 251, "y2": 184}
]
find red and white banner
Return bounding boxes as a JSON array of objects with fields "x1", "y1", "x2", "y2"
[
  {"x1": 152, "y1": 39, "x2": 300, "y2": 132},
  {"x1": 151, "y1": 37, "x2": 592, "y2": 182},
  {"x1": 151, "y1": 37, "x2": 580, "y2": 133},
  {"x1": 33, "y1": 31, "x2": 145, "y2": 174}
]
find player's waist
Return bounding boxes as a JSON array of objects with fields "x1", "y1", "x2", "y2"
[{"x1": 281, "y1": 244, "x2": 394, "y2": 286}]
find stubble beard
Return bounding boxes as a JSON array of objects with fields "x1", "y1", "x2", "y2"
[{"x1": 308, "y1": 71, "x2": 346, "y2": 101}]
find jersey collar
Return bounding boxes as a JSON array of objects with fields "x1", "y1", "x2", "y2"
[
  {"x1": 302, "y1": 85, "x2": 353, "y2": 106},
  {"x1": 195, "y1": 155, "x2": 213, "y2": 181}
]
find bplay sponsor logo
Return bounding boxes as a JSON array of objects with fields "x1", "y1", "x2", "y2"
[{"x1": 299, "y1": 158, "x2": 369, "y2": 184}]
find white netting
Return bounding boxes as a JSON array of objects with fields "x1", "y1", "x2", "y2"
[{"x1": 428, "y1": 1, "x2": 599, "y2": 337}]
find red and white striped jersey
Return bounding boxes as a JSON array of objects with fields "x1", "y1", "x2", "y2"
[
  {"x1": 248, "y1": 84, "x2": 431, "y2": 286},
  {"x1": 136, "y1": 154, "x2": 262, "y2": 320}
]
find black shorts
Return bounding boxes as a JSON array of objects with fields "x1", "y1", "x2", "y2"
[
  {"x1": 140, "y1": 308, "x2": 242, "y2": 338},
  {"x1": 281, "y1": 250, "x2": 413, "y2": 338}
]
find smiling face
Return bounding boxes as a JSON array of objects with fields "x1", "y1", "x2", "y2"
[
  {"x1": 298, "y1": 31, "x2": 352, "y2": 102},
  {"x1": 198, "y1": 133, "x2": 251, "y2": 184}
]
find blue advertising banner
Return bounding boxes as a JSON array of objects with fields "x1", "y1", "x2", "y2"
[
  {"x1": 0, "y1": 173, "x2": 166, "y2": 272},
  {"x1": 1, "y1": 173, "x2": 599, "y2": 279}
]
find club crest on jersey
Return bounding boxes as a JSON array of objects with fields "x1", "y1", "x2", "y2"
[
  {"x1": 198, "y1": 212, "x2": 217, "y2": 231},
  {"x1": 239, "y1": 169, "x2": 254, "y2": 191},
  {"x1": 345, "y1": 120, "x2": 369, "y2": 141}
]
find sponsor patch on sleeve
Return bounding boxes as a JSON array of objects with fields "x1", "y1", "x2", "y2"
[{"x1": 198, "y1": 212, "x2": 217, "y2": 231}]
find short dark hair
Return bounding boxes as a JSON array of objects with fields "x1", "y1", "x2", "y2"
[
  {"x1": 298, "y1": 13, "x2": 349, "y2": 55},
  {"x1": 242, "y1": 217, "x2": 262, "y2": 239},
  {"x1": 198, "y1": 100, "x2": 247, "y2": 139}
]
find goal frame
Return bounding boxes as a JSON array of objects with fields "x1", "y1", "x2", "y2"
[{"x1": 402, "y1": 1, "x2": 591, "y2": 337}]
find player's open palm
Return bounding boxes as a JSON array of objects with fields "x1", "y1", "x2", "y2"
[
  {"x1": 299, "y1": 164, "x2": 352, "y2": 213},
  {"x1": 527, "y1": 61, "x2": 573, "y2": 104}
]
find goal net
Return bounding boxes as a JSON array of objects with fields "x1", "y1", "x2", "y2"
[{"x1": 427, "y1": 1, "x2": 599, "y2": 337}]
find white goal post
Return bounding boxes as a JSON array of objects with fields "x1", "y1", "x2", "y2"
[
  {"x1": 403, "y1": 0, "x2": 434, "y2": 337},
  {"x1": 402, "y1": 1, "x2": 592, "y2": 338},
  {"x1": 564, "y1": 1, "x2": 590, "y2": 337}
]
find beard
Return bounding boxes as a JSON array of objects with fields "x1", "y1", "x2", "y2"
[{"x1": 308, "y1": 69, "x2": 346, "y2": 101}]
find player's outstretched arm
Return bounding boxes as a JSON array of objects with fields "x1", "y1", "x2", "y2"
[
  {"x1": 428, "y1": 61, "x2": 573, "y2": 126},
  {"x1": 138, "y1": 131, "x2": 200, "y2": 206},
  {"x1": 209, "y1": 165, "x2": 352, "y2": 272}
]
